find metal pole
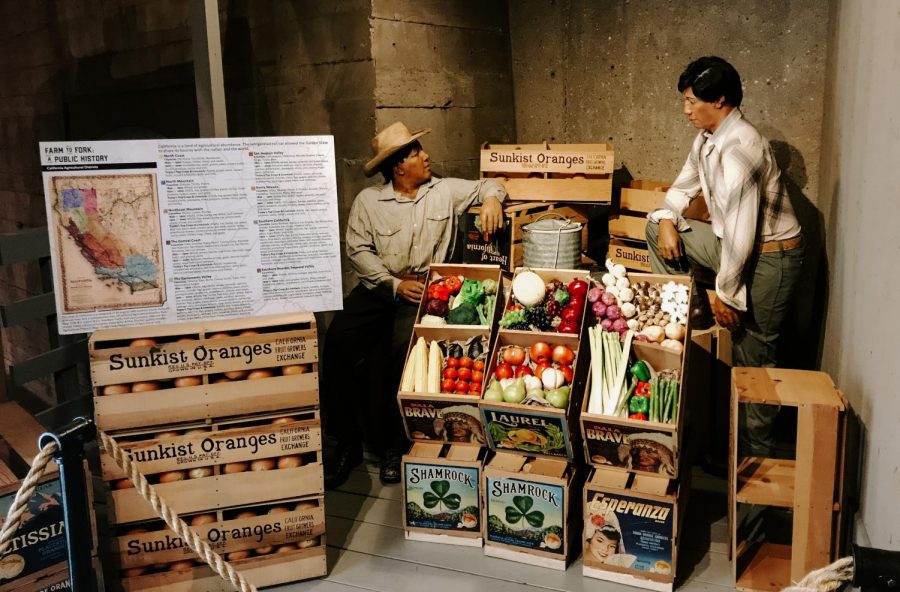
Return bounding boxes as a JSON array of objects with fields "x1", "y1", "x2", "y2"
[{"x1": 39, "y1": 417, "x2": 95, "y2": 592}]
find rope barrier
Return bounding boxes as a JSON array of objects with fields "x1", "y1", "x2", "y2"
[
  {"x1": 0, "y1": 430, "x2": 257, "y2": 592},
  {"x1": 782, "y1": 556, "x2": 855, "y2": 592}
]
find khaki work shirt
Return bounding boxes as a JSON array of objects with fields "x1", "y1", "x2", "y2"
[{"x1": 346, "y1": 177, "x2": 507, "y2": 299}]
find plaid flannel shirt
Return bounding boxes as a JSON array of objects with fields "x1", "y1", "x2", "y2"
[{"x1": 649, "y1": 109, "x2": 801, "y2": 311}]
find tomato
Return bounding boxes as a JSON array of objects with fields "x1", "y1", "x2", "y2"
[
  {"x1": 515, "y1": 365, "x2": 533, "y2": 378},
  {"x1": 457, "y1": 367, "x2": 472, "y2": 381},
  {"x1": 495, "y1": 363, "x2": 514, "y2": 380},
  {"x1": 468, "y1": 382, "x2": 482, "y2": 395},
  {"x1": 441, "y1": 378, "x2": 456, "y2": 393},
  {"x1": 502, "y1": 346, "x2": 526, "y2": 366},
  {"x1": 446, "y1": 357, "x2": 459, "y2": 368},
  {"x1": 559, "y1": 364, "x2": 574, "y2": 384},
  {"x1": 533, "y1": 362, "x2": 552, "y2": 379},
  {"x1": 455, "y1": 380, "x2": 469, "y2": 394},
  {"x1": 459, "y1": 356, "x2": 474, "y2": 369},
  {"x1": 471, "y1": 370, "x2": 484, "y2": 384},
  {"x1": 568, "y1": 279, "x2": 589, "y2": 299},
  {"x1": 473, "y1": 359, "x2": 485, "y2": 371},
  {"x1": 552, "y1": 345, "x2": 575, "y2": 365},
  {"x1": 530, "y1": 342, "x2": 551, "y2": 364},
  {"x1": 442, "y1": 367, "x2": 458, "y2": 380}
]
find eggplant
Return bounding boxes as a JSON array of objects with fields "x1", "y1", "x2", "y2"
[
  {"x1": 447, "y1": 343, "x2": 464, "y2": 359},
  {"x1": 467, "y1": 336, "x2": 485, "y2": 359}
]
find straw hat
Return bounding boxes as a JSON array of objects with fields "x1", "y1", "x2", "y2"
[{"x1": 363, "y1": 122, "x2": 431, "y2": 177}]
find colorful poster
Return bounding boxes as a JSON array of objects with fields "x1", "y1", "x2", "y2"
[
  {"x1": 582, "y1": 421, "x2": 676, "y2": 477},
  {"x1": 482, "y1": 407, "x2": 572, "y2": 458},
  {"x1": 40, "y1": 137, "x2": 342, "y2": 334},
  {"x1": 584, "y1": 489, "x2": 674, "y2": 576},
  {"x1": 404, "y1": 463, "x2": 480, "y2": 532},
  {"x1": 486, "y1": 476, "x2": 565, "y2": 555},
  {"x1": 461, "y1": 212, "x2": 513, "y2": 271}
]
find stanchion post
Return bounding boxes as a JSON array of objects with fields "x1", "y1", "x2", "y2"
[{"x1": 39, "y1": 417, "x2": 95, "y2": 592}]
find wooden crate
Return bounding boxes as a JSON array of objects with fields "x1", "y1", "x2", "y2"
[
  {"x1": 111, "y1": 495, "x2": 324, "y2": 574},
  {"x1": 483, "y1": 452, "x2": 583, "y2": 569},
  {"x1": 608, "y1": 238, "x2": 652, "y2": 273},
  {"x1": 464, "y1": 202, "x2": 591, "y2": 272},
  {"x1": 580, "y1": 273, "x2": 692, "y2": 479},
  {"x1": 619, "y1": 180, "x2": 669, "y2": 214},
  {"x1": 0, "y1": 402, "x2": 97, "y2": 592},
  {"x1": 91, "y1": 313, "x2": 317, "y2": 431},
  {"x1": 729, "y1": 369, "x2": 847, "y2": 592},
  {"x1": 402, "y1": 443, "x2": 485, "y2": 546},
  {"x1": 583, "y1": 467, "x2": 687, "y2": 592},
  {"x1": 7, "y1": 558, "x2": 104, "y2": 592},
  {"x1": 481, "y1": 143, "x2": 613, "y2": 203},
  {"x1": 104, "y1": 412, "x2": 322, "y2": 525},
  {"x1": 117, "y1": 544, "x2": 326, "y2": 591},
  {"x1": 415, "y1": 264, "x2": 503, "y2": 328},
  {"x1": 608, "y1": 213, "x2": 648, "y2": 242}
]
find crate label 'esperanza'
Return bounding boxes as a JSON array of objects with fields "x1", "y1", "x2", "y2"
[
  {"x1": 584, "y1": 490, "x2": 674, "y2": 576},
  {"x1": 486, "y1": 477, "x2": 565, "y2": 555},
  {"x1": 405, "y1": 463, "x2": 480, "y2": 533},
  {"x1": 482, "y1": 407, "x2": 572, "y2": 458}
]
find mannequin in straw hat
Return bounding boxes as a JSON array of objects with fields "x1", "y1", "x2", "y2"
[{"x1": 323, "y1": 121, "x2": 506, "y2": 488}]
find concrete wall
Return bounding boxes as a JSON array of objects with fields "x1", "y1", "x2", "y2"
[
  {"x1": 817, "y1": 0, "x2": 900, "y2": 550},
  {"x1": 370, "y1": 0, "x2": 515, "y2": 180},
  {"x1": 508, "y1": 0, "x2": 830, "y2": 368}
]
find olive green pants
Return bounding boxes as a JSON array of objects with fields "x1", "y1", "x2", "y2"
[{"x1": 645, "y1": 220, "x2": 804, "y2": 456}]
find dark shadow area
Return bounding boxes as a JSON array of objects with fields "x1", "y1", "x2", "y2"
[
  {"x1": 769, "y1": 140, "x2": 827, "y2": 371},
  {"x1": 223, "y1": 0, "x2": 275, "y2": 136}
]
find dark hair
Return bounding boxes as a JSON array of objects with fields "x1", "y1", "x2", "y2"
[
  {"x1": 595, "y1": 524, "x2": 621, "y2": 543},
  {"x1": 678, "y1": 56, "x2": 743, "y2": 107},
  {"x1": 379, "y1": 141, "x2": 422, "y2": 182}
]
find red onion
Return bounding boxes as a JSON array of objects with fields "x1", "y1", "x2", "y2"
[
  {"x1": 587, "y1": 286, "x2": 604, "y2": 303},
  {"x1": 606, "y1": 304, "x2": 621, "y2": 321},
  {"x1": 600, "y1": 318, "x2": 614, "y2": 331},
  {"x1": 592, "y1": 301, "x2": 607, "y2": 318},
  {"x1": 611, "y1": 318, "x2": 628, "y2": 333},
  {"x1": 600, "y1": 291, "x2": 618, "y2": 306}
]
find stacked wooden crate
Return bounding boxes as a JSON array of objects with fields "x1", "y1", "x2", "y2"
[
  {"x1": 91, "y1": 313, "x2": 325, "y2": 591},
  {"x1": 0, "y1": 402, "x2": 99, "y2": 592},
  {"x1": 608, "y1": 180, "x2": 669, "y2": 273}
]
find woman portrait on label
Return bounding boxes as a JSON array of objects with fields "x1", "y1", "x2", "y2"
[{"x1": 586, "y1": 511, "x2": 636, "y2": 568}]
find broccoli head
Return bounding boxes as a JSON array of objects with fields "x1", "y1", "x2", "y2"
[{"x1": 447, "y1": 301, "x2": 479, "y2": 325}]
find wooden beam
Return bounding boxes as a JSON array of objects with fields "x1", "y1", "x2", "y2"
[
  {"x1": 0, "y1": 292, "x2": 55, "y2": 327},
  {"x1": 190, "y1": 0, "x2": 228, "y2": 138},
  {"x1": 0, "y1": 227, "x2": 50, "y2": 265},
  {"x1": 9, "y1": 340, "x2": 88, "y2": 387}
]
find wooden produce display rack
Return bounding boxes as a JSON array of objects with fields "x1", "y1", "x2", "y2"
[
  {"x1": 608, "y1": 180, "x2": 669, "y2": 274},
  {"x1": 398, "y1": 264, "x2": 502, "y2": 546},
  {"x1": 0, "y1": 402, "x2": 99, "y2": 592},
  {"x1": 479, "y1": 267, "x2": 591, "y2": 461},
  {"x1": 729, "y1": 368, "x2": 847, "y2": 592},
  {"x1": 90, "y1": 313, "x2": 326, "y2": 590}
]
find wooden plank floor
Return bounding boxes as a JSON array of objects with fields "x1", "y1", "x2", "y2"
[{"x1": 269, "y1": 459, "x2": 736, "y2": 592}]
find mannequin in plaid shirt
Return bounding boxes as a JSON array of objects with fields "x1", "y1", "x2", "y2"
[{"x1": 646, "y1": 57, "x2": 804, "y2": 456}]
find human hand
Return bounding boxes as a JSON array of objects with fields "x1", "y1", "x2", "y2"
[
  {"x1": 657, "y1": 219, "x2": 683, "y2": 261},
  {"x1": 480, "y1": 196, "x2": 504, "y2": 241},
  {"x1": 397, "y1": 280, "x2": 425, "y2": 303},
  {"x1": 711, "y1": 296, "x2": 741, "y2": 331}
]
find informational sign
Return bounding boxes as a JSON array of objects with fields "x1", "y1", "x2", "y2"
[{"x1": 39, "y1": 137, "x2": 342, "y2": 334}]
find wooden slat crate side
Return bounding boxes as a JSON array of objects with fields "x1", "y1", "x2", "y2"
[
  {"x1": 107, "y1": 462, "x2": 323, "y2": 524},
  {"x1": 609, "y1": 214, "x2": 648, "y2": 242},
  {"x1": 94, "y1": 372, "x2": 319, "y2": 432},
  {"x1": 620, "y1": 185, "x2": 669, "y2": 214},
  {"x1": 481, "y1": 143, "x2": 614, "y2": 176},
  {"x1": 113, "y1": 504, "x2": 325, "y2": 570},
  {"x1": 493, "y1": 177, "x2": 612, "y2": 203},
  {"x1": 608, "y1": 239, "x2": 652, "y2": 273},
  {"x1": 100, "y1": 413, "x2": 321, "y2": 480},
  {"x1": 118, "y1": 544, "x2": 326, "y2": 591},
  {"x1": 90, "y1": 329, "x2": 318, "y2": 385}
]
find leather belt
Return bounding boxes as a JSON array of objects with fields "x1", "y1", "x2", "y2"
[
  {"x1": 755, "y1": 235, "x2": 803, "y2": 253},
  {"x1": 399, "y1": 273, "x2": 427, "y2": 283}
]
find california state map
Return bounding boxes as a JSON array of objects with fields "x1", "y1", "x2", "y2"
[{"x1": 50, "y1": 174, "x2": 166, "y2": 312}]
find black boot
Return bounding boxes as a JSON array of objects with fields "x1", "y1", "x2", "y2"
[
  {"x1": 324, "y1": 440, "x2": 363, "y2": 491},
  {"x1": 379, "y1": 448, "x2": 402, "y2": 485}
]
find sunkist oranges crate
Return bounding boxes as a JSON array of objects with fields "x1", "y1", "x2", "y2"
[
  {"x1": 0, "y1": 402, "x2": 99, "y2": 592},
  {"x1": 90, "y1": 313, "x2": 326, "y2": 590},
  {"x1": 481, "y1": 142, "x2": 614, "y2": 203},
  {"x1": 608, "y1": 180, "x2": 669, "y2": 273}
]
